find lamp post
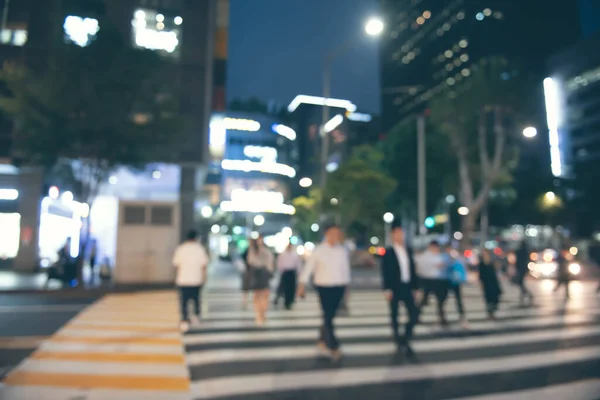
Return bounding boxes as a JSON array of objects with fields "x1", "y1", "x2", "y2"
[
  {"x1": 319, "y1": 17, "x2": 384, "y2": 191},
  {"x1": 383, "y1": 212, "x2": 394, "y2": 246}
]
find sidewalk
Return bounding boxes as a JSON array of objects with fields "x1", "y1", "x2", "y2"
[{"x1": 0, "y1": 291, "x2": 190, "y2": 400}]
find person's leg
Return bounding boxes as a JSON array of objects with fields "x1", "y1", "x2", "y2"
[
  {"x1": 261, "y1": 289, "x2": 270, "y2": 319},
  {"x1": 289, "y1": 271, "x2": 297, "y2": 308},
  {"x1": 565, "y1": 280, "x2": 570, "y2": 299},
  {"x1": 419, "y1": 280, "x2": 432, "y2": 308},
  {"x1": 434, "y1": 280, "x2": 449, "y2": 326},
  {"x1": 316, "y1": 287, "x2": 329, "y2": 346},
  {"x1": 453, "y1": 285, "x2": 465, "y2": 318},
  {"x1": 388, "y1": 288, "x2": 401, "y2": 344},
  {"x1": 400, "y1": 290, "x2": 418, "y2": 340},
  {"x1": 327, "y1": 286, "x2": 346, "y2": 351},
  {"x1": 192, "y1": 286, "x2": 201, "y2": 318},
  {"x1": 179, "y1": 287, "x2": 190, "y2": 322},
  {"x1": 253, "y1": 289, "x2": 261, "y2": 323}
]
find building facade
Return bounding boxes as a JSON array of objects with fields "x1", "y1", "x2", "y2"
[
  {"x1": 0, "y1": 0, "x2": 219, "y2": 270},
  {"x1": 546, "y1": 32, "x2": 600, "y2": 235},
  {"x1": 379, "y1": 0, "x2": 580, "y2": 132}
]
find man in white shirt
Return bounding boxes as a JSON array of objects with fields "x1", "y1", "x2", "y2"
[
  {"x1": 298, "y1": 224, "x2": 350, "y2": 361},
  {"x1": 415, "y1": 240, "x2": 449, "y2": 327},
  {"x1": 380, "y1": 223, "x2": 419, "y2": 357},
  {"x1": 172, "y1": 230, "x2": 209, "y2": 332}
]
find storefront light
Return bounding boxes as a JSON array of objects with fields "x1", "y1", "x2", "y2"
[
  {"x1": 219, "y1": 201, "x2": 296, "y2": 215},
  {"x1": 272, "y1": 124, "x2": 297, "y2": 141},
  {"x1": 223, "y1": 117, "x2": 260, "y2": 131}
]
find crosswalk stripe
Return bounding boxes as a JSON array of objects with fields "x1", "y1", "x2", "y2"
[
  {"x1": 0, "y1": 385, "x2": 191, "y2": 400},
  {"x1": 189, "y1": 345, "x2": 600, "y2": 399},
  {"x1": 184, "y1": 314, "x2": 596, "y2": 345},
  {"x1": 457, "y1": 379, "x2": 600, "y2": 400},
  {"x1": 186, "y1": 324, "x2": 600, "y2": 366}
]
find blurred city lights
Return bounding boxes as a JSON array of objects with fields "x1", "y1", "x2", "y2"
[
  {"x1": 324, "y1": 114, "x2": 344, "y2": 133},
  {"x1": 272, "y1": 124, "x2": 297, "y2": 140},
  {"x1": 370, "y1": 236, "x2": 380, "y2": 245},
  {"x1": 253, "y1": 215, "x2": 265, "y2": 226},
  {"x1": 476, "y1": 12, "x2": 485, "y2": 21},
  {"x1": 223, "y1": 117, "x2": 260, "y2": 131},
  {"x1": 297, "y1": 245, "x2": 306, "y2": 255},
  {"x1": 287, "y1": 95, "x2": 357, "y2": 113},
  {"x1": 311, "y1": 223, "x2": 320, "y2": 232},
  {"x1": 544, "y1": 77, "x2": 563, "y2": 177},
  {"x1": 569, "y1": 247, "x2": 578, "y2": 256},
  {"x1": 365, "y1": 17, "x2": 384, "y2": 36},
  {"x1": 281, "y1": 227, "x2": 293, "y2": 237},
  {"x1": 458, "y1": 207, "x2": 469, "y2": 216},
  {"x1": 383, "y1": 212, "x2": 394, "y2": 223},
  {"x1": 569, "y1": 263, "x2": 581, "y2": 275},
  {"x1": 330, "y1": 198, "x2": 339, "y2": 206},
  {"x1": 545, "y1": 191, "x2": 556, "y2": 202},
  {"x1": 48, "y1": 186, "x2": 60, "y2": 199},
  {"x1": 108, "y1": 176, "x2": 118, "y2": 185},
  {"x1": 453, "y1": 231, "x2": 463, "y2": 240},
  {"x1": 152, "y1": 170, "x2": 162, "y2": 179},
  {"x1": 299, "y1": 177, "x2": 313, "y2": 188},
  {"x1": 200, "y1": 206, "x2": 213, "y2": 218},
  {"x1": 251, "y1": 231, "x2": 260, "y2": 239},
  {"x1": 523, "y1": 126, "x2": 537, "y2": 138},
  {"x1": 0, "y1": 189, "x2": 19, "y2": 201},
  {"x1": 221, "y1": 159, "x2": 296, "y2": 178},
  {"x1": 326, "y1": 162, "x2": 339, "y2": 172},
  {"x1": 62, "y1": 191, "x2": 74, "y2": 204},
  {"x1": 446, "y1": 194, "x2": 456, "y2": 204},
  {"x1": 174, "y1": 16, "x2": 183, "y2": 25},
  {"x1": 211, "y1": 224, "x2": 220, "y2": 234}
]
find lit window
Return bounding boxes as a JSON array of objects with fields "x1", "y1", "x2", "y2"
[
  {"x1": 444, "y1": 50, "x2": 453, "y2": 58},
  {"x1": 446, "y1": 77, "x2": 456, "y2": 86},
  {"x1": 407, "y1": 52, "x2": 415, "y2": 60},
  {"x1": 443, "y1": 23, "x2": 451, "y2": 31},
  {"x1": 459, "y1": 39, "x2": 468, "y2": 48},
  {"x1": 483, "y1": 8, "x2": 492, "y2": 17},
  {"x1": 460, "y1": 54, "x2": 469, "y2": 62},
  {"x1": 132, "y1": 8, "x2": 181, "y2": 56},
  {"x1": 457, "y1": 11, "x2": 465, "y2": 20},
  {"x1": 63, "y1": 16, "x2": 99, "y2": 47},
  {"x1": 461, "y1": 68, "x2": 471, "y2": 77},
  {"x1": 423, "y1": 10, "x2": 432, "y2": 19},
  {"x1": 416, "y1": 16, "x2": 425, "y2": 25},
  {"x1": 446, "y1": 64, "x2": 453, "y2": 71},
  {"x1": 476, "y1": 12, "x2": 485, "y2": 21}
]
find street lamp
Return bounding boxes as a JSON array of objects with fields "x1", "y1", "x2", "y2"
[
  {"x1": 545, "y1": 191, "x2": 556, "y2": 202},
  {"x1": 365, "y1": 17, "x2": 384, "y2": 36},
  {"x1": 458, "y1": 206, "x2": 470, "y2": 216},
  {"x1": 383, "y1": 212, "x2": 394, "y2": 246},
  {"x1": 320, "y1": 17, "x2": 384, "y2": 191},
  {"x1": 523, "y1": 126, "x2": 537, "y2": 138}
]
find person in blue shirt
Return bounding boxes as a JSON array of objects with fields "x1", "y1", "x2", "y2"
[{"x1": 443, "y1": 245, "x2": 469, "y2": 329}]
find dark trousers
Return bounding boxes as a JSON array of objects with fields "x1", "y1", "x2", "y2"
[
  {"x1": 281, "y1": 270, "x2": 297, "y2": 309},
  {"x1": 179, "y1": 285, "x2": 202, "y2": 322},
  {"x1": 448, "y1": 284, "x2": 465, "y2": 317},
  {"x1": 316, "y1": 286, "x2": 346, "y2": 351},
  {"x1": 420, "y1": 278, "x2": 449, "y2": 325},
  {"x1": 389, "y1": 284, "x2": 419, "y2": 344},
  {"x1": 517, "y1": 273, "x2": 533, "y2": 303},
  {"x1": 554, "y1": 279, "x2": 570, "y2": 298}
]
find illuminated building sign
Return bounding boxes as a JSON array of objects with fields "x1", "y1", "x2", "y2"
[
  {"x1": 287, "y1": 95, "x2": 357, "y2": 113},
  {"x1": 346, "y1": 112, "x2": 373, "y2": 122},
  {"x1": 220, "y1": 189, "x2": 295, "y2": 215},
  {"x1": 543, "y1": 77, "x2": 563, "y2": 177},
  {"x1": 243, "y1": 145, "x2": 278, "y2": 162},
  {"x1": 272, "y1": 124, "x2": 296, "y2": 141},
  {"x1": 223, "y1": 117, "x2": 261, "y2": 131},
  {"x1": 0, "y1": 189, "x2": 19, "y2": 201},
  {"x1": 63, "y1": 16, "x2": 99, "y2": 47},
  {"x1": 221, "y1": 159, "x2": 296, "y2": 178}
]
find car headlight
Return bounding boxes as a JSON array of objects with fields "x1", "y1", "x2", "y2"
[
  {"x1": 569, "y1": 263, "x2": 581, "y2": 275},
  {"x1": 541, "y1": 263, "x2": 557, "y2": 276}
]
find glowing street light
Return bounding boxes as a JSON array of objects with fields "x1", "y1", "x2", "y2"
[
  {"x1": 200, "y1": 206, "x2": 213, "y2": 218},
  {"x1": 458, "y1": 206, "x2": 470, "y2": 216},
  {"x1": 545, "y1": 191, "x2": 556, "y2": 202},
  {"x1": 253, "y1": 215, "x2": 265, "y2": 226},
  {"x1": 365, "y1": 17, "x2": 384, "y2": 36},
  {"x1": 523, "y1": 126, "x2": 537, "y2": 138},
  {"x1": 383, "y1": 212, "x2": 394, "y2": 224},
  {"x1": 299, "y1": 177, "x2": 313, "y2": 188}
]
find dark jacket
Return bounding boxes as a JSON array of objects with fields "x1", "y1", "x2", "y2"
[{"x1": 381, "y1": 245, "x2": 419, "y2": 291}]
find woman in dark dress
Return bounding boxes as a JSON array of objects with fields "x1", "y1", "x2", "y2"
[{"x1": 479, "y1": 249, "x2": 502, "y2": 320}]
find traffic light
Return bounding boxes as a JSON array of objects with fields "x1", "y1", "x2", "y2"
[{"x1": 424, "y1": 216, "x2": 435, "y2": 228}]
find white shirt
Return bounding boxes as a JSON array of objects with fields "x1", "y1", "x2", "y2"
[
  {"x1": 415, "y1": 250, "x2": 445, "y2": 279},
  {"x1": 277, "y1": 250, "x2": 301, "y2": 272},
  {"x1": 172, "y1": 241, "x2": 209, "y2": 286},
  {"x1": 393, "y1": 244, "x2": 411, "y2": 283},
  {"x1": 301, "y1": 243, "x2": 350, "y2": 287}
]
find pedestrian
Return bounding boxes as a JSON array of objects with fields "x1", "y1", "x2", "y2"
[
  {"x1": 479, "y1": 248, "x2": 502, "y2": 320},
  {"x1": 554, "y1": 245, "x2": 571, "y2": 300},
  {"x1": 172, "y1": 230, "x2": 209, "y2": 333},
  {"x1": 443, "y1": 245, "x2": 469, "y2": 329},
  {"x1": 416, "y1": 240, "x2": 449, "y2": 327},
  {"x1": 298, "y1": 224, "x2": 350, "y2": 361},
  {"x1": 237, "y1": 250, "x2": 252, "y2": 310},
  {"x1": 274, "y1": 242, "x2": 302, "y2": 309},
  {"x1": 89, "y1": 241, "x2": 97, "y2": 283},
  {"x1": 244, "y1": 235, "x2": 274, "y2": 326},
  {"x1": 380, "y1": 223, "x2": 419, "y2": 357},
  {"x1": 515, "y1": 241, "x2": 534, "y2": 306}
]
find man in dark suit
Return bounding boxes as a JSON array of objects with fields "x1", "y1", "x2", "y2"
[{"x1": 380, "y1": 223, "x2": 420, "y2": 357}]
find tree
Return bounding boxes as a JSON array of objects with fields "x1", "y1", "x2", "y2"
[
  {"x1": 323, "y1": 145, "x2": 396, "y2": 237},
  {"x1": 0, "y1": 22, "x2": 184, "y2": 269},
  {"x1": 379, "y1": 118, "x2": 457, "y2": 225},
  {"x1": 292, "y1": 188, "x2": 322, "y2": 242},
  {"x1": 429, "y1": 57, "x2": 529, "y2": 246}
]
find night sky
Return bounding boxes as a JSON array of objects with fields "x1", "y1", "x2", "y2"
[{"x1": 227, "y1": 0, "x2": 381, "y2": 113}]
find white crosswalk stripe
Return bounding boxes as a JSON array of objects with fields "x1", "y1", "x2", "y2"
[{"x1": 186, "y1": 281, "x2": 600, "y2": 400}]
